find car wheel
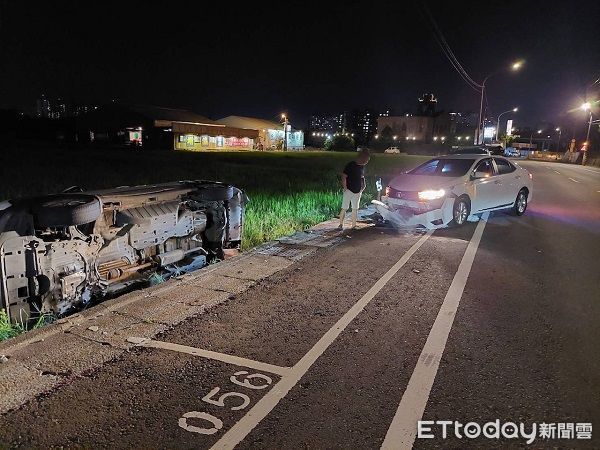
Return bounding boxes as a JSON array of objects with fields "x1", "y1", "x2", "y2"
[
  {"x1": 191, "y1": 183, "x2": 234, "y2": 202},
  {"x1": 450, "y1": 197, "x2": 470, "y2": 227},
  {"x1": 31, "y1": 194, "x2": 102, "y2": 227},
  {"x1": 512, "y1": 189, "x2": 528, "y2": 216}
]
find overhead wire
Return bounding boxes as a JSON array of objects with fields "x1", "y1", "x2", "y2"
[{"x1": 419, "y1": 3, "x2": 482, "y2": 93}]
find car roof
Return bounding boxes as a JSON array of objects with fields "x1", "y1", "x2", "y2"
[{"x1": 435, "y1": 154, "x2": 487, "y2": 159}]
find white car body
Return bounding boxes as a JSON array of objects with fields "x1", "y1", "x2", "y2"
[
  {"x1": 385, "y1": 147, "x2": 400, "y2": 154},
  {"x1": 372, "y1": 154, "x2": 533, "y2": 229}
]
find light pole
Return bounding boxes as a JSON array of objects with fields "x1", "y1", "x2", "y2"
[
  {"x1": 529, "y1": 129, "x2": 542, "y2": 151},
  {"x1": 494, "y1": 107, "x2": 518, "y2": 142},
  {"x1": 475, "y1": 61, "x2": 523, "y2": 145},
  {"x1": 281, "y1": 113, "x2": 288, "y2": 151},
  {"x1": 555, "y1": 127, "x2": 562, "y2": 151},
  {"x1": 581, "y1": 102, "x2": 593, "y2": 165}
]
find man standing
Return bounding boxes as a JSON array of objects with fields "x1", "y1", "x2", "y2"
[{"x1": 339, "y1": 148, "x2": 370, "y2": 229}]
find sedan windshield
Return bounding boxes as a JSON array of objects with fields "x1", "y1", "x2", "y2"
[{"x1": 408, "y1": 158, "x2": 475, "y2": 177}]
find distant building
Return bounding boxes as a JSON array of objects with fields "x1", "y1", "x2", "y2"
[
  {"x1": 308, "y1": 113, "x2": 344, "y2": 133},
  {"x1": 217, "y1": 116, "x2": 304, "y2": 150},
  {"x1": 377, "y1": 113, "x2": 455, "y2": 143},
  {"x1": 417, "y1": 93, "x2": 438, "y2": 117},
  {"x1": 77, "y1": 104, "x2": 258, "y2": 150},
  {"x1": 308, "y1": 108, "x2": 396, "y2": 146},
  {"x1": 35, "y1": 95, "x2": 95, "y2": 119},
  {"x1": 348, "y1": 109, "x2": 378, "y2": 145},
  {"x1": 36, "y1": 95, "x2": 51, "y2": 118}
]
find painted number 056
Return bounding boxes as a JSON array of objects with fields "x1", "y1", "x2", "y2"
[{"x1": 178, "y1": 371, "x2": 273, "y2": 435}]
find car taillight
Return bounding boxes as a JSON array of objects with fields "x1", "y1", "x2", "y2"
[{"x1": 529, "y1": 173, "x2": 533, "y2": 180}]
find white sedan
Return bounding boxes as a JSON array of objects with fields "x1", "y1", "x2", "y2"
[{"x1": 372, "y1": 154, "x2": 532, "y2": 229}]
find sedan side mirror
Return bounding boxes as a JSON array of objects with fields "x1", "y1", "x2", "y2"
[{"x1": 472, "y1": 171, "x2": 489, "y2": 179}]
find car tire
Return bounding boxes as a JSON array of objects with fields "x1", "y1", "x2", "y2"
[
  {"x1": 512, "y1": 189, "x2": 528, "y2": 216},
  {"x1": 450, "y1": 196, "x2": 470, "y2": 227},
  {"x1": 192, "y1": 183, "x2": 234, "y2": 202},
  {"x1": 31, "y1": 194, "x2": 102, "y2": 227}
]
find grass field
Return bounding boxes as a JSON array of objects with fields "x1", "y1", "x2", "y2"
[{"x1": 0, "y1": 148, "x2": 428, "y2": 248}]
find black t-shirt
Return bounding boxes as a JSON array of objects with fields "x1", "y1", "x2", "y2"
[{"x1": 343, "y1": 161, "x2": 365, "y2": 194}]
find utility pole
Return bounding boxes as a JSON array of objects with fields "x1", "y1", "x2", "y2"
[
  {"x1": 583, "y1": 111, "x2": 592, "y2": 165},
  {"x1": 282, "y1": 114, "x2": 288, "y2": 151}
]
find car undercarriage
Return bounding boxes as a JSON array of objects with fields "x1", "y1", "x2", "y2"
[{"x1": 0, "y1": 181, "x2": 246, "y2": 323}]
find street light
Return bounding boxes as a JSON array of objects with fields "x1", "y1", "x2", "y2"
[
  {"x1": 281, "y1": 114, "x2": 288, "y2": 151},
  {"x1": 494, "y1": 107, "x2": 518, "y2": 142},
  {"x1": 555, "y1": 127, "x2": 562, "y2": 151},
  {"x1": 581, "y1": 102, "x2": 594, "y2": 165},
  {"x1": 529, "y1": 129, "x2": 542, "y2": 151},
  {"x1": 476, "y1": 60, "x2": 524, "y2": 144}
]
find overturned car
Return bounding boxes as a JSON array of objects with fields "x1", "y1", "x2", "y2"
[{"x1": 0, "y1": 181, "x2": 246, "y2": 323}]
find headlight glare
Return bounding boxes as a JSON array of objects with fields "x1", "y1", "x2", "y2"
[{"x1": 418, "y1": 189, "x2": 446, "y2": 201}]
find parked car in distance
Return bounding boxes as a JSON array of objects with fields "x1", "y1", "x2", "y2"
[
  {"x1": 385, "y1": 147, "x2": 401, "y2": 154},
  {"x1": 372, "y1": 154, "x2": 532, "y2": 230},
  {"x1": 0, "y1": 181, "x2": 246, "y2": 323},
  {"x1": 504, "y1": 147, "x2": 521, "y2": 157}
]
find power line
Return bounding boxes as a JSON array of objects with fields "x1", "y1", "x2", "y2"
[{"x1": 419, "y1": 3, "x2": 482, "y2": 93}]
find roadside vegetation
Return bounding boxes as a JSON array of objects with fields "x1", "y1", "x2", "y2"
[
  {"x1": 0, "y1": 310, "x2": 53, "y2": 341},
  {"x1": 0, "y1": 148, "x2": 428, "y2": 249}
]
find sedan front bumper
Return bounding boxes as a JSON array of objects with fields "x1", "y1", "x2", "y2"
[{"x1": 372, "y1": 196, "x2": 455, "y2": 230}]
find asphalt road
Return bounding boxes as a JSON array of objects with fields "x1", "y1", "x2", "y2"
[{"x1": 0, "y1": 161, "x2": 599, "y2": 449}]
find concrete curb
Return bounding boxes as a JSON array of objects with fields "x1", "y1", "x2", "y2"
[{"x1": 0, "y1": 215, "x2": 373, "y2": 414}]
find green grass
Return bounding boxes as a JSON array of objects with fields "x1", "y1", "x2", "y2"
[
  {"x1": 0, "y1": 309, "x2": 53, "y2": 341},
  {"x1": 0, "y1": 310, "x2": 24, "y2": 340},
  {"x1": 0, "y1": 148, "x2": 428, "y2": 250}
]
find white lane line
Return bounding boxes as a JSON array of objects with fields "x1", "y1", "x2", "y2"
[
  {"x1": 554, "y1": 170, "x2": 561, "y2": 174},
  {"x1": 577, "y1": 166, "x2": 600, "y2": 174},
  {"x1": 381, "y1": 213, "x2": 489, "y2": 450},
  {"x1": 127, "y1": 338, "x2": 290, "y2": 377},
  {"x1": 568, "y1": 177, "x2": 580, "y2": 183},
  {"x1": 210, "y1": 231, "x2": 434, "y2": 450}
]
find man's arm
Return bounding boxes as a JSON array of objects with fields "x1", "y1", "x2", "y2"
[
  {"x1": 341, "y1": 173, "x2": 348, "y2": 190},
  {"x1": 360, "y1": 176, "x2": 366, "y2": 192}
]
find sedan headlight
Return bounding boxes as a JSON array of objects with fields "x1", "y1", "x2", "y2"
[{"x1": 418, "y1": 189, "x2": 446, "y2": 201}]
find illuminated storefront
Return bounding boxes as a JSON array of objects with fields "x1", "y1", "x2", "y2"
[
  {"x1": 172, "y1": 122, "x2": 258, "y2": 151},
  {"x1": 217, "y1": 116, "x2": 304, "y2": 150}
]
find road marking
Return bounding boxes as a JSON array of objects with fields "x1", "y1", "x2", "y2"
[
  {"x1": 577, "y1": 166, "x2": 600, "y2": 174},
  {"x1": 381, "y1": 213, "x2": 488, "y2": 450},
  {"x1": 568, "y1": 177, "x2": 580, "y2": 183},
  {"x1": 127, "y1": 338, "x2": 290, "y2": 376},
  {"x1": 209, "y1": 231, "x2": 434, "y2": 450},
  {"x1": 554, "y1": 170, "x2": 561, "y2": 174}
]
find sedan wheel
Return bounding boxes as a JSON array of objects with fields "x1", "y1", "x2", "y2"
[
  {"x1": 513, "y1": 190, "x2": 528, "y2": 216},
  {"x1": 451, "y1": 198, "x2": 470, "y2": 226}
]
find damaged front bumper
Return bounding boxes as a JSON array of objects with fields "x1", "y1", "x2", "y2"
[{"x1": 371, "y1": 196, "x2": 454, "y2": 230}]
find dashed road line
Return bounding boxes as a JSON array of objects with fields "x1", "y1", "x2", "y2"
[
  {"x1": 554, "y1": 170, "x2": 561, "y2": 174},
  {"x1": 576, "y1": 166, "x2": 600, "y2": 174},
  {"x1": 209, "y1": 231, "x2": 434, "y2": 450},
  {"x1": 127, "y1": 338, "x2": 290, "y2": 376},
  {"x1": 381, "y1": 213, "x2": 489, "y2": 450},
  {"x1": 568, "y1": 177, "x2": 580, "y2": 183}
]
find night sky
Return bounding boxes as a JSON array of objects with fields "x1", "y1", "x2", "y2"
[{"x1": 1, "y1": 1, "x2": 598, "y2": 134}]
